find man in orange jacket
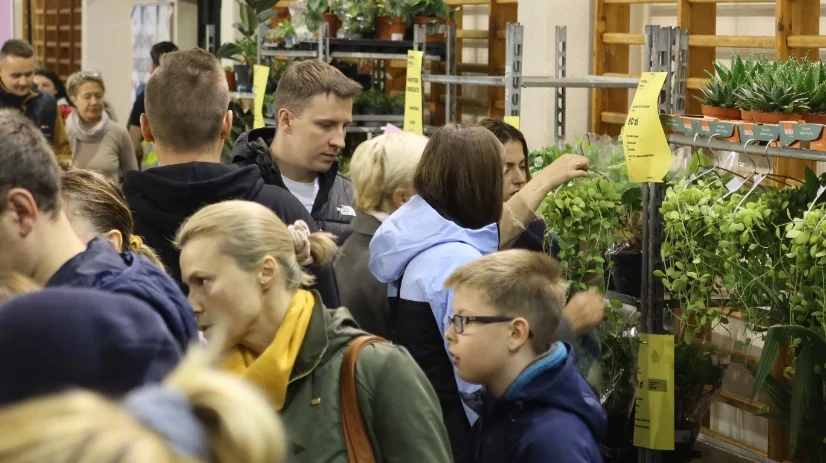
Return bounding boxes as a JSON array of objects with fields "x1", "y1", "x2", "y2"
[{"x1": 0, "y1": 39, "x2": 71, "y2": 164}]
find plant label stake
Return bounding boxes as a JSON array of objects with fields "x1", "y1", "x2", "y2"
[{"x1": 403, "y1": 50, "x2": 424, "y2": 135}]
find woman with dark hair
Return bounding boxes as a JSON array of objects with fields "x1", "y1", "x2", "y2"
[
  {"x1": 478, "y1": 118, "x2": 557, "y2": 254},
  {"x1": 34, "y1": 68, "x2": 73, "y2": 120},
  {"x1": 368, "y1": 123, "x2": 592, "y2": 462}
]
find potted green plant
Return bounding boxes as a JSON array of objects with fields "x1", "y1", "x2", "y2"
[
  {"x1": 216, "y1": 0, "x2": 278, "y2": 93},
  {"x1": 332, "y1": 0, "x2": 379, "y2": 38},
  {"x1": 408, "y1": 0, "x2": 450, "y2": 42},
  {"x1": 225, "y1": 66, "x2": 238, "y2": 92},
  {"x1": 737, "y1": 74, "x2": 809, "y2": 124},
  {"x1": 306, "y1": 0, "x2": 339, "y2": 37},
  {"x1": 355, "y1": 90, "x2": 389, "y2": 126},
  {"x1": 697, "y1": 57, "x2": 750, "y2": 120},
  {"x1": 388, "y1": 95, "x2": 405, "y2": 115},
  {"x1": 271, "y1": 19, "x2": 297, "y2": 48},
  {"x1": 377, "y1": 0, "x2": 409, "y2": 41},
  {"x1": 263, "y1": 93, "x2": 276, "y2": 118}
]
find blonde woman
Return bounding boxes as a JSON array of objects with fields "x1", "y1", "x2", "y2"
[
  {"x1": 175, "y1": 200, "x2": 451, "y2": 463},
  {"x1": 335, "y1": 132, "x2": 428, "y2": 338},
  {"x1": 62, "y1": 169, "x2": 165, "y2": 271},
  {"x1": 0, "y1": 339, "x2": 286, "y2": 463},
  {"x1": 65, "y1": 71, "x2": 137, "y2": 181}
]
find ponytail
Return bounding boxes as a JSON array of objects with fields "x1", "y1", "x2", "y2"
[{"x1": 128, "y1": 234, "x2": 167, "y2": 273}]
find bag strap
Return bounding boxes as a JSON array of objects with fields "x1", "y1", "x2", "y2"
[{"x1": 340, "y1": 335, "x2": 386, "y2": 463}]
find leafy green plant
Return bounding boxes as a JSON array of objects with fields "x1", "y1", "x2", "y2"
[
  {"x1": 737, "y1": 73, "x2": 810, "y2": 114},
  {"x1": 378, "y1": 0, "x2": 410, "y2": 19},
  {"x1": 216, "y1": 0, "x2": 278, "y2": 64},
  {"x1": 355, "y1": 90, "x2": 390, "y2": 112},
  {"x1": 305, "y1": 0, "x2": 332, "y2": 33},
  {"x1": 271, "y1": 19, "x2": 296, "y2": 41},
  {"x1": 408, "y1": 0, "x2": 449, "y2": 19},
  {"x1": 697, "y1": 57, "x2": 751, "y2": 109},
  {"x1": 332, "y1": 0, "x2": 379, "y2": 34}
]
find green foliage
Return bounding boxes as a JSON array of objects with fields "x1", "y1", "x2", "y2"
[
  {"x1": 217, "y1": 36, "x2": 258, "y2": 66},
  {"x1": 271, "y1": 20, "x2": 296, "y2": 41},
  {"x1": 378, "y1": 0, "x2": 411, "y2": 19},
  {"x1": 355, "y1": 90, "x2": 391, "y2": 112},
  {"x1": 697, "y1": 56, "x2": 753, "y2": 108},
  {"x1": 407, "y1": 0, "x2": 449, "y2": 19},
  {"x1": 332, "y1": 0, "x2": 379, "y2": 34},
  {"x1": 216, "y1": 0, "x2": 278, "y2": 63},
  {"x1": 305, "y1": 0, "x2": 331, "y2": 32}
]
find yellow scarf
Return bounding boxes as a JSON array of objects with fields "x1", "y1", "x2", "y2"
[{"x1": 222, "y1": 290, "x2": 315, "y2": 410}]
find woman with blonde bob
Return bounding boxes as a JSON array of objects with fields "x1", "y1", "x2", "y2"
[
  {"x1": 0, "y1": 345, "x2": 287, "y2": 463},
  {"x1": 65, "y1": 71, "x2": 137, "y2": 181},
  {"x1": 335, "y1": 132, "x2": 429, "y2": 338},
  {"x1": 174, "y1": 200, "x2": 451, "y2": 463},
  {"x1": 62, "y1": 169, "x2": 166, "y2": 271}
]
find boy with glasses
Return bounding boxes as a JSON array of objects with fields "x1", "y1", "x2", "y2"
[{"x1": 444, "y1": 249, "x2": 606, "y2": 463}]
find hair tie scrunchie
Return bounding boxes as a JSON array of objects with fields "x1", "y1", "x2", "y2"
[
  {"x1": 123, "y1": 385, "x2": 210, "y2": 460},
  {"x1": 288, "y1": 220, "x2": 313, "y2": 266},
  {"x1": 129, "y1": 234, "x2": 144, "y2": 250}
]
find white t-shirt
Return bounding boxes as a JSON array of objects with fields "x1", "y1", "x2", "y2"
[{"x1": 282, "y1": 175, "x2": 319, "y2": 213}]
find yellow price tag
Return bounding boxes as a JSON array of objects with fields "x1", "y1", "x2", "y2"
[
  {"x1": 633, "y1": 333, "x2": 675, "y2": 450},
  {"x1": 404, "y1": 50, "x2": 424, "y2": 135},
  {"x1": 623, "y1": 72, "x2": 672, "y2": 183},
  {"x1": 252, "y1": 65, "x2": 270, "y2": 129},
  {"x1": 503, "y1": 115, "x2": 520, "y2": 130}
]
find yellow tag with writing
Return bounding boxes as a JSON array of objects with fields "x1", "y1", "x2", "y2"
[
  {"x1": 633, "y1": 333, "x2": 675, "y2": 450},
  {"x1": 252, "y1": 65, "x2": 271, "y2": 129},
  {"x1": 504, "y1": 115, "x2": 520, "y2": 130},
  {"x1": 404, "y1": 50, "x2": 424, "y2": 135},
  {"x1": 623, "y1": 72, "x2": 671, "y2": 183}
]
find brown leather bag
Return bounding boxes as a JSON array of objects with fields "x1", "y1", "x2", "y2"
[{"x1": 340, "y1": 335, "x2": 387, "y2": 463}]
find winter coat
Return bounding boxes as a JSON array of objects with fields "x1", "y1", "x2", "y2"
[
  {"x1": 45, "y1": 237, "x2": 198, "y2": 350},
  {"x1": 274, "y1": 291, "x2": 452, "y2": 462},
  {"x1": 334, "y1": 213, "x2": 391, "y2": 338},
  {"x1": 469, "y1": 344, "x2": 607, "y2": 463},
  {"x1": 122, "y1": 162, "x2": 340, "y2": 308},
  {"x1": 232, "y1": 127, "x2": 355, "y2": 240},
  {"x1": 0, "y1": 287, "x2": 182, "y2": 407},
  {"x1": 368, "y1": 195, "x2": 500, "y2": 462},
  {"x1": 0, "y1": 83, "x2": 71, "y2": 162}
]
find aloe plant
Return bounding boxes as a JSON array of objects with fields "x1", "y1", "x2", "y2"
[
  {"x1": 737, "y1": 73, "x2": 810, "y2": 114},
  {"x1": 698, "y1": 56, "x2": 753, "y2": 108}
]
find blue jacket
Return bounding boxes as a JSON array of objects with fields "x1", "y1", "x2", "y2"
[
  {"x1": 46, "y1": 237, "x2": 198, "y2": 350},
  {"x1": 470, "y1": 343, "x2": 607, "y2": 463},
  {"x1": 369, "y1": 195, "x2": 499, "y2": 425}
]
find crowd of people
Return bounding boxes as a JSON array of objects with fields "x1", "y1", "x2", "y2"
[{"x1": 0, "y1": 34, "x2": 609, "y2": 463}]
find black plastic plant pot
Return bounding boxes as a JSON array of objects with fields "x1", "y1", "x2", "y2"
[
  {"x1": 391, "y1": 107, "x2": 404, "y2": 116},
  {"x1": 361, "y1": 106, "x2": 384, "y2": 127},
  {"x1": 608, "y1": 250, "x2": 642, "y2": 298},
  {"x1": 234, "y1": 65, "x2": 252, "y2": 93}
]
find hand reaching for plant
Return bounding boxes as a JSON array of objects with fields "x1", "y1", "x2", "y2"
[
  {"x1": 542, "y1": 153, "x2": 590, "y2": 189},
  {"x1": 562, "y1": 290, "x2": 606, "y2": 336}
]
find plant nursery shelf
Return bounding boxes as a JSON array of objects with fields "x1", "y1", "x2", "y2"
[{"x1": 667, "y1": 134, "x2": 826, "y2": 162}]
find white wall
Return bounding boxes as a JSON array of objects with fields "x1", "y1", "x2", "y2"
[
  {"x1": 12, "y1": 0, "x2": 23, "y2": 38},
  {"x1": 81, "y1": 0, "x2": 199, "y2": 124}
]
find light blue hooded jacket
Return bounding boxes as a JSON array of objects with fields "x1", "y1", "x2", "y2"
[{"x1": 368, "y1": 195, "x2": 499, "y2": 425}]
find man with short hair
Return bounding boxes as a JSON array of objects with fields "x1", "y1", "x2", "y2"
[
  {"x1": 233, "y1": 60, "x2": 363, "y2": 240},
  {"x1": 0, "y1": 108, "x2": 197, "y2": 350},
  {"x1": 122, "y1": 49, "x2": 340, "y2": 307},
  {"x1": 0, "y1": 39, "x2": 71, "y2": 163},
  {"x1": 127, "y1": 41, "x2": 178, "y2": 167}
]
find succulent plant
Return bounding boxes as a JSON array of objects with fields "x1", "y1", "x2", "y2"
[
  {"x1": 737, "y1": 73, "x2": 810, "y2": 114},
  {"x1": 697, "y1": 56, "x2": 751, "y2": 108}
]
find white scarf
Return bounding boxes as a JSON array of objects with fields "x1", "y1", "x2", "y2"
[{"x1": 66, "y1": 109, "x2": 110, "y2": 156}]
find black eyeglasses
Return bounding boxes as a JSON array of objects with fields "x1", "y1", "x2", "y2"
[{"x1": 449, "y1": 314, "x2": 528, "y2": 335}]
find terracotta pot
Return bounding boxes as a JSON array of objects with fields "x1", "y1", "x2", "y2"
[
  {"x1": 225, "y1": 71, "x2": 237, "y2": 91},
  {"x1": 321, "y1": 13, "x2": 339, "y2": 38},
  {"x1": 377, "y1": 16, "x2": 406, "y2": 41},
  {"x1": 803, "y1": 113, "x2": 826, "y2": 125},
  {"x1": 415, "y1": 16, "x2": 448, "y2": 42},
  {"x1": 752, "y1": 111, "x2": 802, "y2": 124},
  {"x1": 700, "y1": 104, "x2": 741, "y2": 120},
  {"x1": 740, "y1": 109, "x2": 754, "y2": 122}
]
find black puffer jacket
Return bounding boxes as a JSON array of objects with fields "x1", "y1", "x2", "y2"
[
  {"x1": 122, "y1": 162, "x2": 340, "y2": 308},
  {"x1": 232, "y1": 127, "x2": 355, "y2": 241}
]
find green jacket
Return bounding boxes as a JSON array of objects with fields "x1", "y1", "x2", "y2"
[{"x1": 280, "y1": 292, "x2": 453, "y2": 462}]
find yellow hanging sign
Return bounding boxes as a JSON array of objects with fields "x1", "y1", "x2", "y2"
[
  {"x1": 622, "y1": 72, "x2": 672, "y2": 183},
  {"x1": 633, "y1": 333, "x2": 675, "y2": 450},
  {"x1": 404, "y1": 50, "x2": 424, "y2": 135},
  {"x1": 252, "y1": 65, "x2": 271, "y2": 129},
  {"x1": 504, "y1": 115, "x2": 520, "y2": 130}
]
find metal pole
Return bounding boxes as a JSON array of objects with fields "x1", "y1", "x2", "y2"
[
  {"x1": 554, "y1": 26, "x2": 567, "y2": 141},
  {"x1": 445, "y1": 24, "x2": 457, "y2": 124},
  {"x1": 317, "y1": 22, "x2": 328, "y2": 61},
  {"x1": 504, "y1": 23, "x2": 524, "y2": 119},
  {"x1": 667, "y1": 134, "x2": 826, "y2": 162},
  {"x1": 257, "y1": 22, "x2": 264, "y2": 66}
]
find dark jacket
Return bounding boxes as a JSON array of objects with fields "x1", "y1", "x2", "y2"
[
  {"x1": 512, "y1": 218, "x2": 561, "y2": 256},
  {"x1": 46, "y1": 237, "x2": 198, "y2": 350},
  {"x1": 470, "y1": 344, "x2": 607, "y2": 463},
  {"x1": 334, "y1": 213, "x2": 390, "y2": 338},
  {"x1": 265, "y1": 291, "x2": 452, "y2": 462},
  {"x1": 232, "y1": 127, "x2": 355, "y2": 240},
  {"x1": 122, "y1": 162, "x2": 340, "y2": 308},
  {"x1": 0, "y1": 288, "x2": 182, "y2": 407},
  {"x1": 0, "y1": 82, "x2": 71, "y2": 162}
]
